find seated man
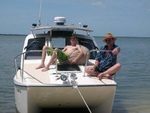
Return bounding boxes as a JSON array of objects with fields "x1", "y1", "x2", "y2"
[
  {"x1": 85, "y1": 33, "x2": 121, "y2": 80},
  {"x1": 36, "y1": 36, "x2": 83, "y2": 72}
]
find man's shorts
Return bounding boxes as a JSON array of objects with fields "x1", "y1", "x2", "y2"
[{"x1": 48, "y1": 47, "x2": 68, "y2": 61}]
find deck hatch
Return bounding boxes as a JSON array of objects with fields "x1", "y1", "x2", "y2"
[{"x1": 57, "y1": 64, "x2": 81, "y2": 72}]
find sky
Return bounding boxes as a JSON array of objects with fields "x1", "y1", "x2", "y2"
[{"x1": 0, "y1": 0, "x2": 150, "y2": 37}]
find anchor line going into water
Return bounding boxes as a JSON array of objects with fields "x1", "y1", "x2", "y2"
[{"x1": 71, "y1": 80, "x2": 92, "y2": 113}]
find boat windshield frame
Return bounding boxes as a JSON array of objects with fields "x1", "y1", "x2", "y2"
[{"x1": 31, "y1": 25, "x2": 93, "y2": 32}]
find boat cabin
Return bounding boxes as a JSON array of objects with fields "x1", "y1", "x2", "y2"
[{"x1": 24, "y1": 27, "x2": 98, "y2": 60}]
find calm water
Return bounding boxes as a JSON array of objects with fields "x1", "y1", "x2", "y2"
[{"x1": 0, "y1": 35, "x2": 150, "y2": 113}]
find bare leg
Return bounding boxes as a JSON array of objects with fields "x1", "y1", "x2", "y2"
[
  {"x1": 42, "y1": 48, "x2": 58, "y2": 72},
  {"x1": 98, "y1": 63, "x2": 121, "y2": 80},
  {"x1": 85, "y1": 66, "x2": 99, "y2": 76},
  {"x1": 98, "y1": 73, "x2": 112, "y2": 80},
  {"x1": 36, "y1": 46, "x2": 49, "y2": 69}
]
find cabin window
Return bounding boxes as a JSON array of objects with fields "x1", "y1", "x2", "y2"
[
  {"x1": 25, "y1": 37, "x2": 45, "y2": 59},
  {"x1": 51, "y1": 37, "x2": 66, "y2": 49}
]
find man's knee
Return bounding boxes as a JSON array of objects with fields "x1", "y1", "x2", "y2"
[
  {"x1": 54, "y1": 48, "x2": 58, "y2": 52},
  {"x1": 116, "y1": 63, "x2": 121, "y2": 69},
  {"x1": 43, "y1": 45, "x2": 49, "y2": 50},
  {"x1": 85, "y1": 66, "x2": 93, "y2": 73}
]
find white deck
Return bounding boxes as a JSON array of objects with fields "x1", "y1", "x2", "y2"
[{"x1": 14, "y1": 59, "x2": 116, "y2": 87}]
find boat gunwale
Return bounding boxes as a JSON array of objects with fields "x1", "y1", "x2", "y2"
[{"x1": 13, "y1": 82, "x2": 117, "y2": 87}]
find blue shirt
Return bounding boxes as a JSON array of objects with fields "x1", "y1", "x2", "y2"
[{"x1": 95, "y1": 44, "x2": 118, "y2": 72}]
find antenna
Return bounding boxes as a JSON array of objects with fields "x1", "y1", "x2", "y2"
[{"x1": 38, "y1": 0, "x2": 43, "y2": 26}]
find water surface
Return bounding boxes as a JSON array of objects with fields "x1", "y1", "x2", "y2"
[{"x1": 0, "y1": 35, "x2": 150, "y2": 113}]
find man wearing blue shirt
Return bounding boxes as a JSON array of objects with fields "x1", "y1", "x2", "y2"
[{"x1": 85, "y1": 33, "x2": 121, "y2": 80}]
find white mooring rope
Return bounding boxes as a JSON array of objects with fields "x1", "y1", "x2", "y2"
[
  {"x1": 72, "y1": 80, "x2": 92, "y2": 113},
  {"x1": 76, "y1": 87, "x2": 92, "y2": 113}
]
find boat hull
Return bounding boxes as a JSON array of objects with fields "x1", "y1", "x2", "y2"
[{"x1": 14, "y1": 84, "x2": 116, "y2": 113}]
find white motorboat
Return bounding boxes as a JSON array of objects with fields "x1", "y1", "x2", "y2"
[{"x1": 13, "y1": 17, "x2": 117, "y2": 113}]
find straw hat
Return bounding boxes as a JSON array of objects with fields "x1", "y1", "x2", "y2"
[{"x1": 103, "y1": 33, "x2": 117, "y2": 42}]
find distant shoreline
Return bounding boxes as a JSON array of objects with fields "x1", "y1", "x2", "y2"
[
  {"x1": 0, "y1": 34, "x2": 26, "y2": 36},
  {"x1": 0, "y1": 34, "x2": 149, "y2": 38}
]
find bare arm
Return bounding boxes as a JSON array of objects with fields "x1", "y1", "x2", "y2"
[
  {"x1": 71, "y1": 45, "x2": 83, "y2": 64},
  {"x1": 62, "y1": 46, "x2": 68, "y2": 52},
  {"x1": 112, "y1": 47, "x2": 120, "y2": 55}
]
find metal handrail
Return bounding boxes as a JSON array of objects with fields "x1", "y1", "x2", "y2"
[
  {"x1": 14, "y1": 49, "x2": 57, "y2": 82},
  {"x1": 14, "y1": 49, "x2": 118, "y2": 82}
]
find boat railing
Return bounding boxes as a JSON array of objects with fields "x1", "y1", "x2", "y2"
[
  {"x1": 14, "y1": 49, "x2": 118, "y2": 81},
  {"x1": 14, "y1": 49, "x2": 63, "y2": 82},
  {"x1": 14, "y1": 50, "x2": 55, "y2": 81},
  {"x1": 84, "y1": 49, "x2": 118, "y2": 80}
]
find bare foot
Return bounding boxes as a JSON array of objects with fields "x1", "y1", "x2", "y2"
[
  {"x1": 36, "y1": 64, "x2": 45, "y2": 69},
  {"x1": 97, "y1": 73, "x2": 104, "y2": 80},
  {"x1": 101, "y1": 74, "x2": 113, "y2": 80},
  {"x1": 41, "y1": 67, "x2": 49, "y2": 72},
  {"x1": 106, "y1": 74, "x2": 112, "y2": 79}
]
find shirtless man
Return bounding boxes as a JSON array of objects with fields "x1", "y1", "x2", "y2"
[{"x1": 36, "y1": 36, "x2": 83, "y2": 72}]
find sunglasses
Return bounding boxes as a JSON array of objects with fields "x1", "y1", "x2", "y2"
[
  {"x1": 70, "y1": 38, "x2": 76, "y2": 40},
  {"x1": 105, "y1": 39, "x2": 113, "y2": 42}
]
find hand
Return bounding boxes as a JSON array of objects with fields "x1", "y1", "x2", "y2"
[
  {"x1": 71, "y1": 59, "x2": 77, "y2": 64},
  {"x1": 112, "y1": 47, "x2": 120, "y2": 55}
]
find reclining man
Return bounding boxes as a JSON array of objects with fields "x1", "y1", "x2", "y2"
[{"x1": 36, "y1": 35, "x2": 83, "y2": 72}]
